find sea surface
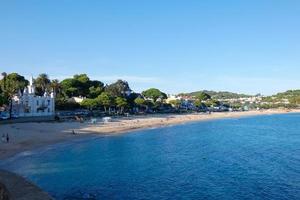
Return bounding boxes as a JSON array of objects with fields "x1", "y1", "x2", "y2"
[{"x1": 1, "y1": 113, "x2": 300, "y2": 200}]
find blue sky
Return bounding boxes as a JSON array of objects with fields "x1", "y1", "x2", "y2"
[{"x1": 0, "y1": 0, "x2": 300, "y2": 95}]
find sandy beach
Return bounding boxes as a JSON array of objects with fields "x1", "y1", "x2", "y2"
[{"x1": 0, "y1": 109, "x2": 299, "y2": 160}]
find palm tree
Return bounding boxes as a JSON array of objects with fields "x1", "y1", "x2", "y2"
[
  {"x1": 50, "y1": 79, "x2": 61, "y2": 94},
  {"x1": 34, "y1": 73, "x2": 51, "y2": 95}
]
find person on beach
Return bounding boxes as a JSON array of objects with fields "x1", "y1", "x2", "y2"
[
  {"x1": 6, "y1": 133, "x2": 9, "y2": 143},
  {"x1": 72, "y1": 130, "x2": 76, "y2": 135}
]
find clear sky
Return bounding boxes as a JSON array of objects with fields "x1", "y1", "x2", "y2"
[{"x1": 1, "y1": 0, "x2": 300, "y2": 95}]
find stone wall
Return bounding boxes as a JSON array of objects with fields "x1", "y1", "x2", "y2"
[{"x1": 0, "y1": 170, "x2": 53, "y2": 200}]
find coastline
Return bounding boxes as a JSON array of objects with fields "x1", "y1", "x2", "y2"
[{"x1": 0, "y1": 109, "x2": 299, "y2": 160}]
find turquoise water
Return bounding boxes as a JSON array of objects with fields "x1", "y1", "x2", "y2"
[{"x1": 2, "y1": 114, "x2": 300, "y2": 199}]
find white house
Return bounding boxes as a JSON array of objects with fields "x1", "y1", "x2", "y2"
[{"x1": 11, "y1": 76, "x2": 55, "y2": 117}]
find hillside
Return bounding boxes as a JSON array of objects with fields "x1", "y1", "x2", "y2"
[
  {"x1": 179, "y1": 90, "x2": 252, "y2": 99},
  {"x1": 263, "y1": 90, "x2": 300, "y2": 104}
]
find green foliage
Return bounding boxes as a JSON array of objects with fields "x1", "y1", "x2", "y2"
[
  {"x1": 289, "y1": 96, "x2": 300, "y2": 104},
  {"x1": 275, "y1": 90, "x2": 300, "y2": 98},
  {"x1": 0, "y1": 94, "x2": 6, "y2": 106},
  {"x1": 262, "y1": 90, "x2": 300, "y2": 107},
  {"x1": 205, "y1": 99, "x2": 220, "y2": 107},
  {"x1": 61, "y1": 74, "x2": 104, "y2": 97},
  {"x1": 50, "y1": 79, "x2": 61, "y2": 94},
  {"x1": 180, "y1": 90, "x2": 251, "y2": 99},
  {"x1": 134, "y1": 97, "x2": 146, "y2": 107},
  {"x1": 0, "y1": 73, "x2": 28, "y2": 98},
  {"x1": 169, "y1": 99, "x2": 181, "y2": 109},
  {"x1": 55, "y1": 98, "x2": 80, "y2": 110},
  {"x1": 115, "y1": 97, "x2": 128, "y2": 113},
  {"x1": 80, "y1": 98, "x2": 99, "y2": 110},
  {"x1": 194, "y1": 99, "x2": 202, "y2": 107},
  {"x1": 0, "y1": 72, "x2": 29, "y2": 117},
  {"x1": 88, "y1": 86, "x2": 103, "y2": 98},
  {"x1": 230, "y1": 102, "x2": 243, "y2": 109},
  {"x1": 34, "y1": 73, "x2": 51, "y2": 96},
  {"x1": 60, "y1": 78, "x2": 80, "y2": 97},
  {"x1": 195, "y1": 92, "x2": 211, "y2": 101},
  {"x1": 142, "y1": 88, "x2": 167, "y2": 102},
  {"x1": 105, "y1": 80, "x2": 131, "y2": 97},
  {"x1": 116, "y1": 97, "x2": 127, "y2": 107},
  {"x1": 97, "y1": 92, "x2": 114, "y2": 112}
]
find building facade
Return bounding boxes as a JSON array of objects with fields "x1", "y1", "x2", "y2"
[{"x1": 12, "y1": 77, "x2": 55, "y2": 117}]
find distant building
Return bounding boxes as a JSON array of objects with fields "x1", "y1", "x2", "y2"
[
  {"x1": 11, "y1": 76, "x2": 55, "y2": 117},
  {"x1": 69, "y1": 96, "x2": 85, "y2": 103},
  {"x1": 166, "y1": 94, "x2": 182, "y2": 104}
]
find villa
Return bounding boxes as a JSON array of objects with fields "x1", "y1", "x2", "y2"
[{"x1": 11, "y1": 77, "x2": 55, "y2": 117}]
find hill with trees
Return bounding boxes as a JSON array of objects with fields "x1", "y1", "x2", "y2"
[{"x1": 179, "y1": 90, "x2": 252, "y2": 99}]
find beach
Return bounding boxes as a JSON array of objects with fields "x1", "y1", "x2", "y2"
[{"x1": 0, "y1": 109, "x2": 299, "y2": 160}]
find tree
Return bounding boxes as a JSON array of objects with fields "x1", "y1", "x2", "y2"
[
  {"x1": 142, "y1": 88, "x2": 167, "y2": 102},
  {"x1": 60, "y1": 78, "x2": 80, "y2": 97},
  {"x1": 169, "y1": 99, "x2": 181, "y2": 109},
  {"x1": 0, "y1": 92, "x2": 6, "y2": 106},
  {"x1": 97, "y1": 92, "x2": 113, "y2": 113},
  {"x1": 134, "y1": 97, "x2": 145, "y2": 107},
  {"x1": 34, "y1": 73, "x2": 51, "y2": 96},
  {"x1": 115, "y1": 97, "x2": 128, "y2": 114},
  {"x1": 88, "y1": 86, "x2": 103, "y2": 99},
  {"x1": 0, "y1": 73, "x2": 29, "y2": 118},
  {"x1": 60, "y1": 74, "x2": 104, "y2": 98},
  {"x1": 195, "y1": 92, "x2": 211, "y2": 102},
  {"x1": 194, "y1": 99, "x2": 202, "y2": 108},
  {"x1": 50, "y1": 79, "x2": 61, "y2": 94},
  {"x1": 73, "y1": 74, "x2": 91, "y2": 96},
  {"x1": 105, "y1": 80, "x2": 131, "y2": 97},
  {"x1": 205, "y1": 99, "x2": 220, "y2": 107},
  {"x1": 80, "y1": 98, "x2": 99, "y2": 110},
  {"x1": 194, "y1": 99, "x2": 207, "y2": 111},
  {"x1": 289, "y1": 96, "x2": 300, "y2": 104}
]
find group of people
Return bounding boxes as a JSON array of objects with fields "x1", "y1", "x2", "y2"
[{"x1": 2, "y1": 133, "x2": 9, "y2": 143}]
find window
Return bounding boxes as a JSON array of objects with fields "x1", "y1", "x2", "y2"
[
  {"x1": 48, "y1": 100, "x2": 50, "y2": 106},
  {"x1": 48, "y1": 108, "x2": 50, "y2": 112},
  {"x1": 37, "y1": 100, "x2": 39, "y2": 106}
]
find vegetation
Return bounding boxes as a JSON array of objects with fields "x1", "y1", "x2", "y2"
[
  {"x1": 96, "y1": 92, "x2": 114, "y2": 113},
  {"x1": 34, "y1": 73, "x2": 51, "y2": 96},
  {"x1": 115, "y1": 97, "x2": 128, "y2": 114},
  {"x1": 105, "y1": 80, "x2": 130, "y2": 97},
  {"x1": 169, "y1": 99, "x2": 181, "y2": 109},
  {"x1": 80, "y1": 98, "x2": 99, "y2": 110},
  {"x1": 261, "y1": 90, "x2": 300, "y2": 109},
  {"x1": 0, "y1": 73, "x2": 29, "y2": 118},
  {"x1": 60, "y1": 74, "x2": 104, "y2": 98},
  {"x1": 180, "y1": 90, "x2": 252, "y2": 99},
  {"x1": 142, "y1": 88, "x2": 167, "y2": 102},
  {"x1": 0, "y1": 71, "x2": 299, "y2": 116}
]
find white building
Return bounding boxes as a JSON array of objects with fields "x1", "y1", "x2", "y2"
[
  {"x1": 69, "y1": 96, "x2": 85, "y2": 103},
  {"x1": 12, "y1": 77, "x2": 55, "y2": 117},
  {"x1": 166, "y1": 94, "x2": 182, "y2": 104}
]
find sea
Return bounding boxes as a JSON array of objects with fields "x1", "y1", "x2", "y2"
[{"x1": 1, "y1": 113, "x2": 300, "y2": 200}]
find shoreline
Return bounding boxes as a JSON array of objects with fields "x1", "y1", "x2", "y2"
[{"x1": 0, "y1": 109, "x2": 299, "y2": 160}]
